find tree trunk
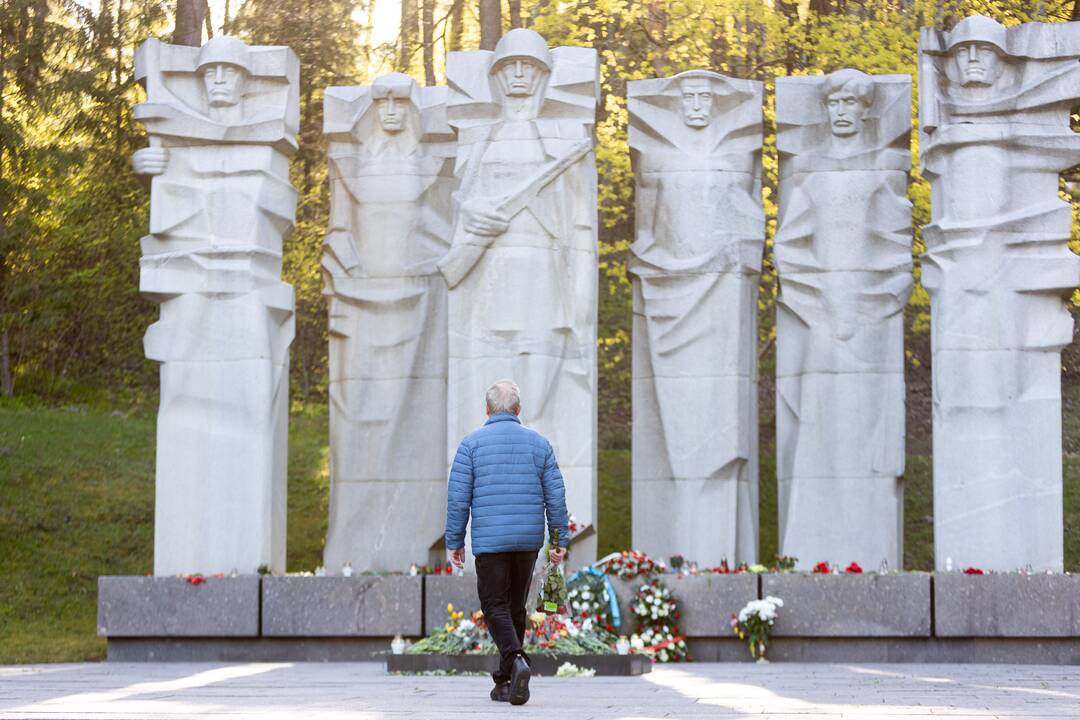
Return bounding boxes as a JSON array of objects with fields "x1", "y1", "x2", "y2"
[
  {"x1": 422, "y1": 0, "x2": 435, "y2": 85},
  {"x1": 449, "y1": 0, "x2": 465, "y2": 51},
  {"x1": 1, "y1": 331, "x2": 12, "y2": 398},
  {"x1": 173, "y1": 0, "x2": 206, "y2": 46},
  {"x1": 479, "y1": 0, "x2": 501, "y2": 50},
  {"x1": 645, "y1": 3, "x2": 669, "y2": 76},
  {"x1": 508, "y1": 0, "x2": 521, "y2": 29},
  {"x1": 1072, "y1": 0, "x2": 1080, "y2": 21},
  {"x1": 399, "y1": 0, "x2": 419, "y2": 71}
]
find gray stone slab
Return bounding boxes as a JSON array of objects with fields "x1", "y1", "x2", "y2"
[
  {"x1": 97, "y1": 575, "x2": 260, "y2": 637},
  {"x1": 262, "y1": 576, "x2": 421, "y2": 637},
  {"x1": 424, "y1": 574, "x2": 480, "y2": 634},
  {"x1": 107, "y1": 638, "x2": 389, "y2": 662},
  {"x1": 608, "y1": 574, "x2": 759, "y2": 636},
  {"x1": 763, "y1": 573, "x2": 931, "y2": 637},
  {"x1": 765, "y1": 637, "x2": 1080, "y2": 664},
  {"x1": 934, "y1": 573, "x2": 1080, "y2": 637}
]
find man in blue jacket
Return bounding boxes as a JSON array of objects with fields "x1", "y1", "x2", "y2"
[{"x1": 446, "y1": 379, "x2": 569, "y2": 706}]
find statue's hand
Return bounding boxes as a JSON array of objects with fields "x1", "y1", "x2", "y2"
[
  {"x1": 461, "y1": 200, "x2": 510, "y2": 237},
  {"x1": 132, "y1": 147, "x2": 169, "y2": 176}
]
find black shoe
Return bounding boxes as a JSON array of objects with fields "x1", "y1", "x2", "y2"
[
  {"x1": 490, "y1": 682, "x2": 510, "y2": 702},
  {"x1": 508, "y1": 655, "x2": 530, "y2": 706}
]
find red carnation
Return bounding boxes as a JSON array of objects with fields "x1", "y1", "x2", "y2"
[
  {"x1": 812, "y1": 562, "x2": 830, "y2": 574},
  {"x1": 845, "y1": 562, "x2": 863, "y2": 574}
]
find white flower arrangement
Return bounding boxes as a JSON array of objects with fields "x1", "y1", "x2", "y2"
[
  {"x1": 566, "y1": 571, "x2": 614, "y2": 631},
  {"x1": 731, "y1": 596, "x2": 784, "y2": 661},
  {"x1": 737, "y1": 596, "x2": 784, "y2": 625},
  {"x1": 632, "y1": 581, "x2": 675, "y2": 621}
]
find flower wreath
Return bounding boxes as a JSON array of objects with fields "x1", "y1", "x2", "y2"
[
  {"x1": 566, "y1": 569, "x2": 617, "y2": 634},
  {"x1": 632, "y1": 577, "x2": 677, "y2": 623},
  {"x1": 631, "y1": 577, "x2": 688, "y2": 662}
]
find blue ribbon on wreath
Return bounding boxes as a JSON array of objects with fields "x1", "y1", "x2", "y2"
[{"x1": 566, "y1": 566, "x2": 622, "y2": 629}]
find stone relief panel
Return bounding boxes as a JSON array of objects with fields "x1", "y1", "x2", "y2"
[
  {"x1": 132, "y1": 37, "x2": 299, "y2": 575},
  {"x1": 774, "y1": 70, "x2": 913, "y2": 571},
  {"x1": 628, "y1": 70, "x2": 765, "y2": 566},
  {"x1": 321, "y1": 73, "x2": 457, "y2": 572},
  {"x1": 920, "y1": 15, "x2": 1080, "y2": 571},
  {"x1": 440, "y1": 29, "x2": 600, "y2": 563}
]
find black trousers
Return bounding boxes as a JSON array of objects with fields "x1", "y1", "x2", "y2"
[{"x1": 475, "y1": 550, "x2": 537, "y2": 683}]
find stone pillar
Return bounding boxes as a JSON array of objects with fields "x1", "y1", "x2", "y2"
[
  {"x1": 920, "y1": 16, "x2": 1080, "y2": 572},
  {"x1": 131, "y1": 37, "x2": 299, "y2": 575},
  {"x1": 627, "y1": 71, "x2": 764, "y2": 566},
  {"x1": 439, "y1": 29, "x2": 600, "y2": 563},
  {"x1": 320, "y1": 73, "x2": 456, "y2": 572},
  {"x1": 774, "y1": 70, "x2": 913, "y2": 571}
]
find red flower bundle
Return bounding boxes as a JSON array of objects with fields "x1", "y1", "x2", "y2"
[
  {"x1": 845, "y1": 562, "x2": 863, "y2": 574},
  {"x1": 812, "y1": 562, "x2": 830, "y2": 574},
  {"x1": 963, "y1": 567, "x2": 984, "y2": 575}
]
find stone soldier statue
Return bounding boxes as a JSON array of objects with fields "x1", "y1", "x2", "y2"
[
  {"x1": 628, "y1": 70, "x2": 765, "y2": 566},
  {"x1": 439, "y1": 29, "x2": 600, "y2": 563},
  {"x1": 131, "y1": 36, "x2": 299, "y2": 575},
  {"x1": 920, "y1": 16, "x2": 1080, "y2": 571},
  {"x1": 774, "y1": 69, "x2": 913, "y2": 571},
  {"x1": 321, "y1": 72, "x2": 456, "y2": 572}
]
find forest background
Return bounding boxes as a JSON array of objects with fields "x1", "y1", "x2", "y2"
[{"x1": 3, "y1": 0, "x2": 1080, "y2": 662}]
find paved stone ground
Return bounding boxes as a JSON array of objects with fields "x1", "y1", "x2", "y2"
[{"x1": 1, "y1": 662, "x2": 1079, "y2": 719}]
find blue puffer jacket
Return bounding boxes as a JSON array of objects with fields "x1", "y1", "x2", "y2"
[{"x1": 444, "y1": 412, "x2": 569, "y2": 555}]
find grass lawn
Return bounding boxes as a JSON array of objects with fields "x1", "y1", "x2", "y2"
[
  {"x1": 0, "y1": 401, "x2": 330, "y2": 664},
  {"x1": 1, "y1": 398, "x2": 1079, "y2": 663}
]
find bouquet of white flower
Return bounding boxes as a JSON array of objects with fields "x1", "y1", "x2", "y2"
[{"x1": 731, "y1": 596, "x2": 783, "y2": 661}]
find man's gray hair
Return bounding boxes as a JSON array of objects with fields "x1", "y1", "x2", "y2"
[{"x1": 486, "y1": 379, "x2": 521, "y2": 414}]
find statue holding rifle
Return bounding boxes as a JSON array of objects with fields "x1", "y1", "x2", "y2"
[{"x1": 440, "y1": 29, "x2": 600, "y2": 564}]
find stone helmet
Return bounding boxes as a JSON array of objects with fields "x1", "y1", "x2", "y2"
[
  {"x1": 490, "y1": 28, "x2": 553, "y2": 74},
  {"x1": 946, "y1": 15, "x2": 1008, "y2": 55},
  {"x1": 371, "y1": 72, "x2": 419, "y2": 104},
  {"x1": 196, "y1": 36, "x2": 253, "y2": 74}
]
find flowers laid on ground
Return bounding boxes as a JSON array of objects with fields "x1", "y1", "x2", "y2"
[
  {"x1": 526, "y1": 611, "x2": 615, "y2": 656},
  {"x1": 845, "y1": 562, "x2": 863, "y2": 574},
  {"x1": 731, "y1": 596, "x2": 784, "y2": 662},
  {"x1": 963, "y1": 567, "x2": 985, "y2": 575},
  {"x1": 407, "y1": 604, "x2": 616, "y2": 657},
  {"x1": 183, "y1": 574, "x2": 207, "y2": 585},
  {"x1": 407, "y1": 604, "x2": 496, "y2": 655},
  {"x1": 603, "y1": 550, "x2": 657, "y2": 580},
  {"x1": 555, "y1": 661, "x2": 596, "y2": 677},
  {"x1": 772, "y1": 555, "x2": 798, "y2": 573},
  {"x1": 812, "y1": 562, "x2": 831, "y2": 574},
  {"x1": 633, "y1": 624, "x2": 688, "y2": 663},
  {"x1": 631, "y1": 576, "x2": 688, "y2": 662}
]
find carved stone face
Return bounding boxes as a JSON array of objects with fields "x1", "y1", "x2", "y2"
[
  {"x1": 495, "y1": 58, "x2": 544, "y2": 98},
  {"x1": 202, "y1": 63, "x2": 246, "y2": 108},
  {"x1": 826, "y1": 91, "x2": 867, "y2": 137},
  {"x1": 375, "y1": 94, "x2": 405, "y2": 134},
  {"x1": 679, "y1": 77, "x2": 713, "y2": 128},
  {"x1": 952, "y1": 42, "x2": 1004, "y2": 87}
]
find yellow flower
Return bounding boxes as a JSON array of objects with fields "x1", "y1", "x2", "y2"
[
  {"x1": 560, "y1": 629, "x2": 568, "y2": 637},
  {"x1": 447, "y1": 603, "x2": 454, "y2": 614}
]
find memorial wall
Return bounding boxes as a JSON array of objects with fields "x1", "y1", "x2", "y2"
[{"x1": 131, "y1": 17, "x2": 1079, "y2": 575}]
